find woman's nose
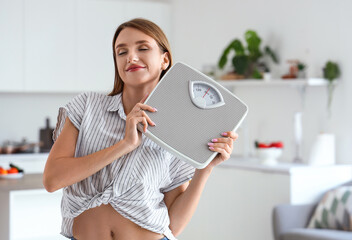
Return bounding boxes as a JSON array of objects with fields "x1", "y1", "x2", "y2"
[{"x1": 127, "y1": 51, "x2": 139, "y2": 63}]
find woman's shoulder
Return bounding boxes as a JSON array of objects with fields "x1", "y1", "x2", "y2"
[{"x1": 74, "y1": 91, "x2": 119, "y2": 105}]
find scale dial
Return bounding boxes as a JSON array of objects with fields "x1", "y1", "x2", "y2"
[{"x1": 189, "y1": 81, "x2": 225, "y2": 109}]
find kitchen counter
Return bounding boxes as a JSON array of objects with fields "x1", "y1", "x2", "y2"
[
  {"x1": 221, "y1": 156, "x2": 352, "y2": 175},
  {"x1": 0, "y1": 173, "x2": 44, "y2": 192}
]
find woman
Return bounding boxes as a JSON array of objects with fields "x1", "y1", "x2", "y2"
[{"x1": 43, "y1": 18, "x2": 238, "y2": 240}]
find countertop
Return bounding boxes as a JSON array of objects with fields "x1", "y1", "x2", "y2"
[
  {"x1": 0, "y1": 173, "x2": 44, "y2": 192},
  {"x1": 221, "y1": 156, "x2": 352, "y2": 175}
]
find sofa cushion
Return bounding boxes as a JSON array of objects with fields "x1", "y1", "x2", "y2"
[
  {"x1": 283, "y1": 228, "x2": 352, "y2": 240},
  {"x1": 307, "y1": 186, "x2": 352, "y2": 231}
]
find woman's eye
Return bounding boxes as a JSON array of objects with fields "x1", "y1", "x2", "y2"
[
  {"x1": 118, "y1": 51, "x2": 127, "y2": 56},
  {"x1": 139, "y1": 48, "x2": 148, "y2": 51}
]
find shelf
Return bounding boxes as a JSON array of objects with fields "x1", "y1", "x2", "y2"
[{"x1": 216, "y1": 78, "x2": 330, "y2": 87}]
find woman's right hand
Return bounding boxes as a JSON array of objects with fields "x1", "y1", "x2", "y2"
[{"x1": 123, "y1": 94, "x2": 157, "y2": 151}]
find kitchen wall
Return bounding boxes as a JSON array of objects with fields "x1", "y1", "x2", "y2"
[
  {"x1": 171, "y1": 0, "x2": 352, "y2": 163},
  {"x1": 0, "y1": 0, "x2": 351, "y2": 163},
  {"x1": 0, "y1": 93, "x2": 76, "y2": 144}
]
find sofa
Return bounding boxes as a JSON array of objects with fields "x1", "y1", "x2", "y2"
[{"x1": 272, "y1": 181, "x2": 352, "y2": 240}]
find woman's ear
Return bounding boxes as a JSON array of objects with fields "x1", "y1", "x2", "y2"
[{"x1": 162, "y1": 52, "x2": 170, "y2": 70}]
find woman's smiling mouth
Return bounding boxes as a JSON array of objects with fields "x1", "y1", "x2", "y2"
[{"x1": 126, "y1": 65, "x2": 146, "y2": 72}]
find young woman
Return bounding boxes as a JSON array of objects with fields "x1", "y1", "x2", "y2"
[{"x1": 43, "y1": 18, "x2": 238, "y2": 240}]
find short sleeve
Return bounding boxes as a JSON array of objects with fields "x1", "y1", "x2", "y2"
[
  {"x1": 52, "y1": 92, "x2": 88, "y2": 142},
  {"x1": 161, "y1": 156, "x2": 195, "y2": 193}
]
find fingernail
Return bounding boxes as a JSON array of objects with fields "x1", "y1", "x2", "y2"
[
  {"x1": 153, "y1": 108, "x2": 158, "y2": 112},
  {"x1": 209, "y1": 147, "x2": 214, "y2": 150},
  {"x1": 152, "y1": 121, "x2": 156, "y2": 126},
  {"x1": 222, "y1": 132, "x2": 228, "y2": 136},
  {"x1": 208, "y1": 143, "x2": 214, "y2": 146},
  {"x1": 212, "y1": 139, "x2": 218, "y2": 142}
]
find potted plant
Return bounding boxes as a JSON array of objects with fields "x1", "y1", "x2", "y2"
[
  {"x1": 323, "y1": 61, "x2": 340, "y2": 118},
  {"x1": 218, "y1": 30, "x2": 278, "y2": 79},
  {"x1": 297, "y1": 61, "x2": 306, "y2": 78}
]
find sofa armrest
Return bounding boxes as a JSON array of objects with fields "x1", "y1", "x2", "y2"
[{"x1": 272, "y1": 203, "x2": 316, "y2": 240}]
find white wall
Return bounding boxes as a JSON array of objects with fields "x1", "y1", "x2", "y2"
[
  {"x1": 171, "y1": 0, "x2": 352, "y2": 163},
  {"x1": 0, "y1": 93, "x2": 76, "y2": 144},
  {"x1": 0, "y1": 0, "x2": 351, "y2": 163}
]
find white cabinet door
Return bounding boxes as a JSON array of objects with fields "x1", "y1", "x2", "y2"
[
  {"x1": 179, "y1": 167, "x2": 290, "y2": 240},
  {"x1": 24, "y1": 0, "x2": 76, "y2": 92},
  {"x1": 10, "y1": 189, "x2": 63, "y2": 240},
  {"x1": 0, "y1": 0, "x2": 25, "y2": 92},
  {"x1": 76, "y1": 0, "x2": 124, "y2": 93},
  {"x1": 1, "y1": 0, "x2": 171, "y2": 93}
]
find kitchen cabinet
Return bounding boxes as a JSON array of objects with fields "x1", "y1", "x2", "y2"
[
  {"x1": 0, "y1": 0, "x2": 25, "y2": 92},
  {"x1": 179, "y1": 159, "x2": 352, "y2": 240},
  {"x1": 0, "y1": 0, "x2": 171, "y2": 93},
  {"x1": 24, "y1": 0, "x2": 76, "y2": 92},
  {"x1": 0, "y1": 174, "x2": 63, "y2": 240},
  {"x1": 76, "y1": 0, "x2": 124, "y2": 93}
]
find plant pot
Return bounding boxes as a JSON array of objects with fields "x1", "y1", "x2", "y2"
[
  {"x1": 297, "y1": 70, "x2": 306, "y2": 79},
  {"x1": 263, "y1": 72, "x2": 271, "y2": 82}
]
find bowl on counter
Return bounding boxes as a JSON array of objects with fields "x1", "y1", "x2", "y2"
[
  {"x1": 257, "y1": 148, "x2": 283, "y2": 165},
  {"x1": 0, "y1": 172, "x2": 24, "y2": 179}
]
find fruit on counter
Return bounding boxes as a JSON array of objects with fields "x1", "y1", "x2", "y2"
[
  {"x1": 9, "y1": 163, "x2": 24, "y2": 173},
  {"x1": 0, "y1": 163, "x2": 24, "y2": 175},
  {"x1": 0, "y1": 167, "x2": 7, "y2": 175},
  {"x1": 7, "y1": 167, "x2": 19, "y2": 174},
  {"x1": 269, "y1": 142, "x2": 284, "y2": 148},
  {"x1": 255, "y1": 140, "x2": 284, "y2": 149}
]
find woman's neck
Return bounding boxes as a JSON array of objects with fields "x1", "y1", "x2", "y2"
[{"x1": 122, "y1": 85, "x2": 155, "y2": 115}]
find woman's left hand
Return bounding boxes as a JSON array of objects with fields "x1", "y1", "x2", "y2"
[{"x1": 204, "y1": 131, "x2": 238, "y2": 171}]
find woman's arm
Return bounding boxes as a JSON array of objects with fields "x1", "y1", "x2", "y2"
[
  {"x1": 43, "y1": 117, "x2": 133, "y2": 193},
  {"x1": 43, "y1": 95, "x2": 156, "y2": 193},
  {"x1": 164, "y1": 131, "x2": 238, "y2": 236},
  {"x1": 164, "y1": 168, "x2": 212, "y2": 236}
]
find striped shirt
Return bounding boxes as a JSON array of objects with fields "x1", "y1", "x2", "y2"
[{"x1": 53, "y1": 92, "x2": 195, "y2": 239}]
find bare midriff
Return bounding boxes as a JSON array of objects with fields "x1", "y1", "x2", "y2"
[{"x1": 72, "y1": 203, "x2": 165, "y2": 240}]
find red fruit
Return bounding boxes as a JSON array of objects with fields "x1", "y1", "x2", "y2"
[
  {"x1": 7, "y1": 167, "x2": 19, "y2": 174},
  {"x1": 0, "y1": 168, "x2": 8, "y2": 175},
  {"x1": 270, "y1": 142, "x2": 284, "y2": 148},
  {"x1": 258, "y1": 143, "x2": 271, "y2": 148}
]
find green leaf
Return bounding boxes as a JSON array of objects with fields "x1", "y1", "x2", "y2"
[
  {"x1": 245, "y1": 30, "x2": 262, "y2": 61},
  {"x1": 218, "y1": 39, "x2": 242, "y2": 69},
  {"x1": 323, "y1": 61, "x2": 340, "y2": 82},
  {"x1": 252, "y1": 69, "x2": 262, "y2": 79},
  {"x1": 232, "y1": 55, "x2": 248, "y2": 75},
  {"x1": 218, "y1": 55, "x2": 227, "y2": 69},
  {"x1": 232, "y1": 39, "x2": 245, "y2": 55},
  {"x1": 264, "y1": 46, "x2": 279, "y2": 64}
]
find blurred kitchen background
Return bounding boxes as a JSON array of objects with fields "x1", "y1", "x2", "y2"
[{"x1": 1, "y1": 0, "x2": 352, "y2": 239}]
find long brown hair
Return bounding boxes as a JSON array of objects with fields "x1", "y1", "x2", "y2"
[{"x1": 109, "y1": 18, "x2": 173, "y2": 96}]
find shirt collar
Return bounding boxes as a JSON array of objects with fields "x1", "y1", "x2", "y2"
[{"x1": 107, "y1": 93, "x2": 126, "y2": 120}]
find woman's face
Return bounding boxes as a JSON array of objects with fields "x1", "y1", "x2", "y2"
[{"x1": 114, "y1": 27, "x2": 169, "y2": 89}]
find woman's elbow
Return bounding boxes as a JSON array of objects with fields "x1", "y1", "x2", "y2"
[
  {"x1": 169, "y1": 224, "x2": 184, "y2": 237},
  {"x1": 42, "y1": 173, "x2": 59, "y2": 193}
]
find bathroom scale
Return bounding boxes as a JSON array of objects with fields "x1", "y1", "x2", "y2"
[{"x1": 137, "y1": 62, "x2": 248, "y2": 169}]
